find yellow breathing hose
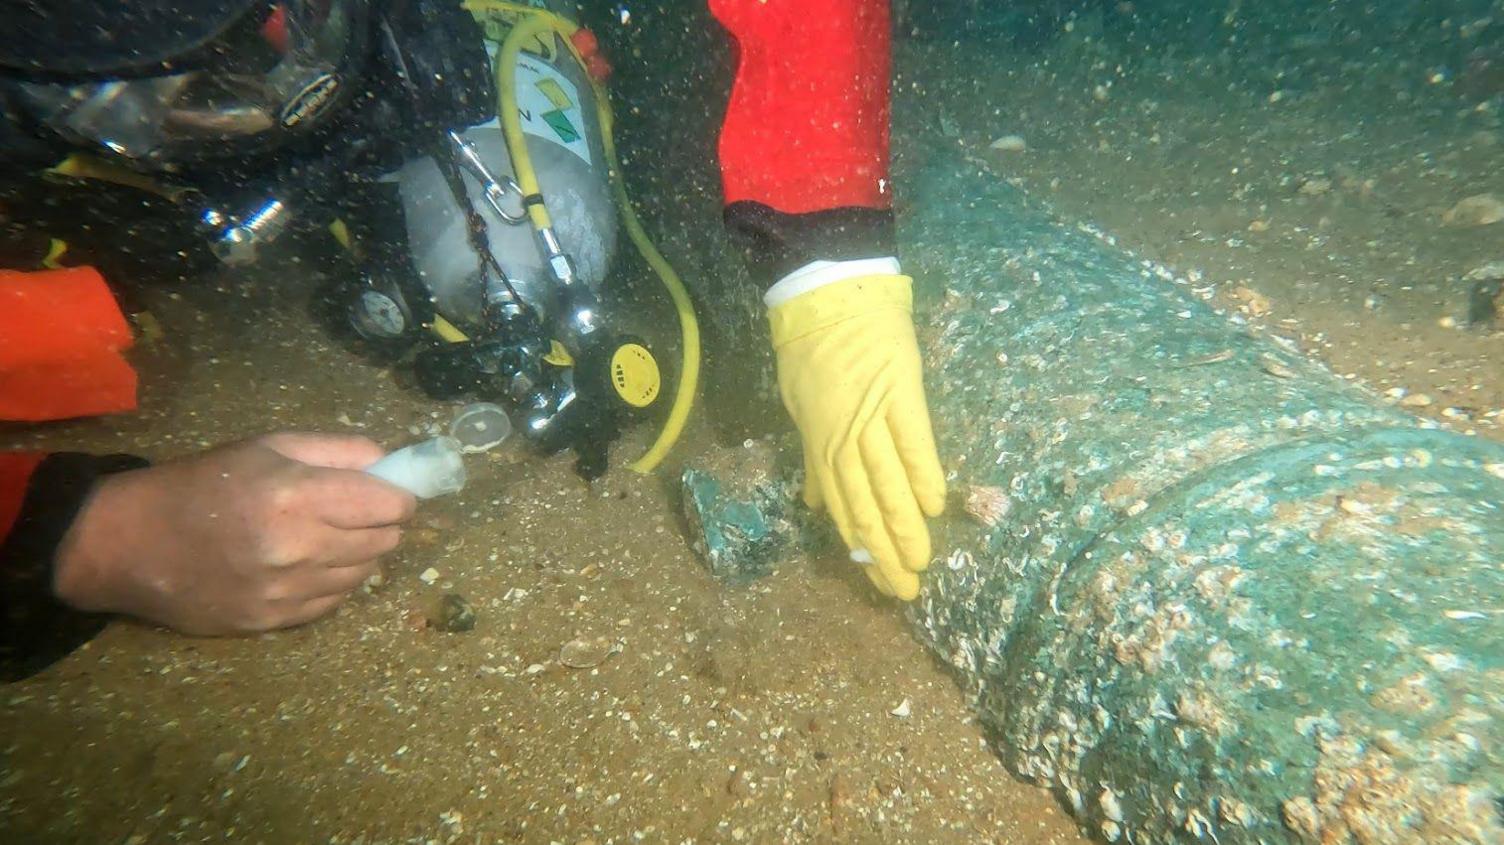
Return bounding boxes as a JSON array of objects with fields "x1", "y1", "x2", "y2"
[{"x1": 462, "y1": 0, "x2": 700, "y2": 475}]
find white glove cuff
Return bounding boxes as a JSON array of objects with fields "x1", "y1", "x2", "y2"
[{"x1": 762, "y1": 257, "x2": 902, "y2": 309}]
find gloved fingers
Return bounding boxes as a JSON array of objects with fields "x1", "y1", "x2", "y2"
[
  {"x1": 817, "y1": 467, "x2": 858, "y2": 552},
  {"x1": 834, "y1": 449, "x2": 920, "y2": 601},
  {"x1": 886, "y1": 394, "x2": 947, "y2": 517},
  {"x1": 880, "y1": 565, "x2": 920, "y2": 601},
  {"x1": 855, "y1": 553, "x2": 897, "y2": 597},
  {"x1": 824, "y1": 478, "x2": 890, "y2": 595},
  {"x1": 859, "y1": 425, "x2": 934, "y2": 573},
  {"x1": 851, "y1": 546, "x2": 919, "y2": 599},
  {"x1": 861, "y1": 558, "x2": 920, "y2": 600},
  {"x1": 818, "y1": 468, "x2": 907, "y2": 599}
]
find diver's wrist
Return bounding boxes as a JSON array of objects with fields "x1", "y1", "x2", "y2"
[
  {"x1": 764, "y1": 257, "x2": 902, "y2": 308},
  {"x1": 722, "y1": 202, "x2": 898, "y2": 287},
  {"x1": 53, "y1": 470, "x2": 143, "y2": 614}
]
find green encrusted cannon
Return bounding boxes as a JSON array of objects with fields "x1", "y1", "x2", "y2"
[{"x1": 684, "y1": 153, "x2": 1504, "y2": 843}]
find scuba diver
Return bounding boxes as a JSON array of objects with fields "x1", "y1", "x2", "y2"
[{"x1": 0, "y1": 0, "x2": 945, "y2": 678}]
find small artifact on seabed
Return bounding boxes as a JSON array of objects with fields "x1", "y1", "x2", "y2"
[
  {"x1": 1441, "y1": 193, "x2": 1504, "y2": 227},
  {"x1": 431, "y1": 593, "x2": 477, "y2": 632},
  {"x1": 558, "y1": 636, "x2": 623, "y2": 669},
  {"x1": 989, "y1": 134, "x2": 1027, "y2": 152},
  {"x1": 1463, "y1": 261, "x2": 1504, "y2": 327}
]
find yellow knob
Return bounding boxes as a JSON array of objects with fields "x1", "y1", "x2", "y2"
[{"x1": 610, "y1": 343, "x2": 660, "y2": 408}]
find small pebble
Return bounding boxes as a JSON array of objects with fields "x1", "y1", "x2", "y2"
[
  {"x1": 1259, "y1": 355, "x2": 1297, "y2": 379},
  {"x1": 1231, "y1": 285, "x2": 1272, "y2": 317},
  {"x1": 1401, "y1": 393, "x2": 1434, "y2": 408},
  {"x1": 1298, "y1": 177, "x2": 1332, "y2": 197},
  {"x1": 559, "y1": 636, "x2": 622, "y2": 669},
  {"x1": 890, "y1": 698, "x2": 912, "y2": 719},
  {"x1": 989, "y1": 134, "x2": 1027, "y2": 152},
  {"x1": 1463, "y1": 260, "x2": 1504, "y2": 281},
  {"x1": 1442, "y1": 193, "x2": 1504, "y2": 227},
  {"x1": 419, "y1": 567, "x2": 440, "y2": 585}
]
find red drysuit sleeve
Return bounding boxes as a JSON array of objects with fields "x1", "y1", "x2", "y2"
[{"x1": 710, "y1": 0, "x2": 892, "y2": 214}]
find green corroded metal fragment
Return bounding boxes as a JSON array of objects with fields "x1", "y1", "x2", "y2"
[{"x1": 681, "y1": 467, "x2": 796, "y2": 584}]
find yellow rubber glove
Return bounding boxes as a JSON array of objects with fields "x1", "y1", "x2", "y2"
[{"x1": 768, "y1": 271, "x2": 946, "y2": 600}]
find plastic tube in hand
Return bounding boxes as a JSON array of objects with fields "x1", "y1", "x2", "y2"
[{"x1": 365, "y1": 436, "x2": 467, "y2": 499}]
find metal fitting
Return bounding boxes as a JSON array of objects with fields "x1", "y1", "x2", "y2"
[{"x1": 208, "y1": 199, "x2": 290, "y2": 265}]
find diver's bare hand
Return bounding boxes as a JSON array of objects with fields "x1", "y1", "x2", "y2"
[{"x1": 53, "y1": 433, "x2": 417, "y2": 635}]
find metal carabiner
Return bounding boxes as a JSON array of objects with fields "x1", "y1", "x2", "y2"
[{"x1": 446, "y1": 130, "x2": 528, "y2": 226}]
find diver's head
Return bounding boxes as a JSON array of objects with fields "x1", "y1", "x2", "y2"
[{"x1": 0, "y1": 1, "x2": 370, "y2": 168}]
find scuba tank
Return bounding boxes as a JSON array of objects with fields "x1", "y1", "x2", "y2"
[
  {"x1": 351, "y1": 0, "x2": 666, "y2": 479},
  {"x1": 391, "y1": 0, "x2": 618, "y2": 329}
]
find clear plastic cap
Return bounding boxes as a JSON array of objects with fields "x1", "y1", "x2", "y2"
[{"x1": 449, "y1": 402, "x2": 513, "y2": 453}]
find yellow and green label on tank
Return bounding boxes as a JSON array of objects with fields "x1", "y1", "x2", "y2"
[{"x1": 466, "y1": 1, "x2": 558, "y2": 61}]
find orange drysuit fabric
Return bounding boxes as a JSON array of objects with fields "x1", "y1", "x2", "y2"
[{"x1": 0, "y1": 266, "x2": 138, "y2": 422}]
